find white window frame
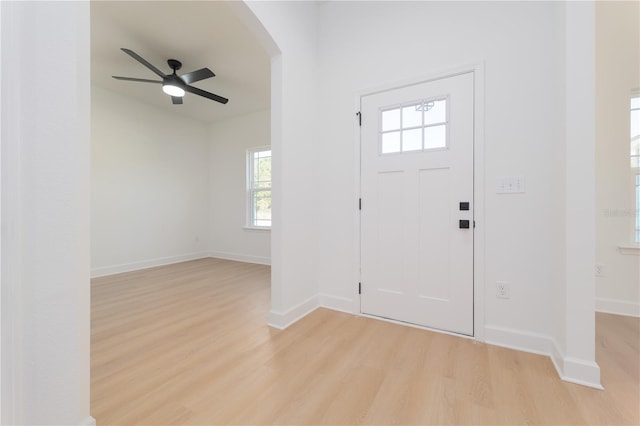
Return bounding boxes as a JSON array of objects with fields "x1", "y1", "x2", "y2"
[
  {"x1": 378, "y1": 96, "x2": 450, "y2": 155},
  {"x1": 246, "y1": 146, "x2": 272, "y2": 230},
  {"x1": 632, "y1": 92, "x2": 640, "y2": 244},
  {"x1": 621, "y1": 91, "x2": 640, "y2": 253}
]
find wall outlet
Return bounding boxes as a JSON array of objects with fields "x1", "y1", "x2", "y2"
[
  {"x1": 595, "y1": 264, "x2": 605, "y2": 277},
  {"x1": 497, "y1": 281, "x2": 510, "y2": 299}
]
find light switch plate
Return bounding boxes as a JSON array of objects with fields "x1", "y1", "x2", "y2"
[{"x1": 497, "y1": 176, "x2": 525, "y2": 194}]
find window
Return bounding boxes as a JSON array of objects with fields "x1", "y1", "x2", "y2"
[
  {"x1": 379, "y1": 97, "x2": 448, "y2": 154},
  {"x1": 247, "y1": 147, "x2": 271, "y2": 228},
  {"x1": 631, "y1": 94, "x2": 640, "y2": 242}
]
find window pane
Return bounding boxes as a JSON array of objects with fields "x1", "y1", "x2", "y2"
[
  {"x1": 248, "y1": 148, "x2": 272, "y2": 228},
  {"x1": 255, "y1": 156, "x2": 272, "y2": 188},
  {"x1": 424, "y1": 125, "x2": 447, "y2": 149},
  {"x1": 382, "y1": 108, "x2": 401, "y2": 131},
  {"x1": 636, "y1": 174, "x2": 640, "y2": 243},
  {"x1": 631, "y1": 109, "x2": 640, "y2": 139},
  {"x1": 253, "y1": 190, "x2": 271, "y2": 227},
  {"x1": 402, "y1": 105, "x2": 422, "y2": 128},
  {"x1": 382, "y1": 131, "x2": 401, "y2": 154},
  {"x1": 424, "y1": 99, "x2": 447, "y2": 125},
  {"x1": 402, "y1": 128, "x2": 422, "y2": 151}
]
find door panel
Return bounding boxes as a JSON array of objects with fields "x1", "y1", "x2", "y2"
[{"x1": 360, "y1": 73, "x2": 474, "y2": 335}]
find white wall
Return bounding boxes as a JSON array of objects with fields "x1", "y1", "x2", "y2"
[
  {"x1": 91, "y1": 87, "x2": 210, "y2": 277},
  {"x1": 0, "y1": 0, "x2": 606, "y2": 421},
  {"x1": 208, "y1": 110, "x2": 271, "y2": 264},
  {"x1": 595, "y1": 1, "x2": 640, "y2": 317},
  {"x1": 316, "y1": 0, "x2": 565, "y2": 336},
  {"x1": 313, "y1": 1, "x2": 598, "y2": 386},
  {"x1": 243, "y1": 1, "x2": 320, "y2": 325},
  {"x1": 562, "y1": 1, "x2": 598, "y2": 386},
  {"x1": 1, "y1": 1, "x2": 92, "y2": 424}
]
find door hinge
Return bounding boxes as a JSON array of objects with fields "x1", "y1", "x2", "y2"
[
  {"x1": 356, "y1": 111, "x2": 362, "y2": 126},
  {"x1": 358, "y1": 282, "x2": 361, "y2": 294},
  {"x1": 473, "y1": 220, "x2": 476, "y2": 228},
  {"x1": 359, "y1": 198, "x2": 362, "y2": 210}
]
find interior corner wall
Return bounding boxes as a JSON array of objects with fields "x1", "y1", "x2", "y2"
[
  {"x1": 243, "y1": 1, "x2": 319, "y2": 322},
  {"x1": 208, "y1": 109, "x2": 271, "y2": 265},
  {"x1": 1, "y1": 1, "x2": 92, "y2": 424},
  {"x1": 562, "y1": 0, "x2": 599, "y2": 387},
  {"x1": 91, "y1": 86, "x2": 210, "y2": 277},
  {"x1": 595, "y1": 1, "x2": 640, "y2": 317},
  {"x1": 315, "y1": 1, "x2": 566, "y2": 343}
]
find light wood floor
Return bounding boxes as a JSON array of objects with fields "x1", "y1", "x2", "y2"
[{"x1": 91, "y1": 258, "x2": 639, "y2": 425}]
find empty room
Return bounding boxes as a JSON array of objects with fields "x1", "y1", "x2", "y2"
[{"x1": 1, "y1": 1, "x2": 638, "y2": 425}]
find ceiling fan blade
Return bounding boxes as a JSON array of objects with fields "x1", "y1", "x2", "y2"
[
  {"x1": 184, "y1": 85, "x2": 228, "y2": 104},
  {"x1": 121, "y1": 48, "x2": 166, "y2": 78},
  {"x1": 171, "y1": 96, "x2": 183, "y2": 105},
  {"x1": 181, "y1": 68, "x2": 215, "y2": 85},
  {"x1": 112, "y1": 76, "x2": 162, "y2": 84}
]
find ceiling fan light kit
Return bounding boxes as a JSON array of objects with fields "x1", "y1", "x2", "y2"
[{"x1": 112, "y1": 48, "x2": 228, "y2": 105}]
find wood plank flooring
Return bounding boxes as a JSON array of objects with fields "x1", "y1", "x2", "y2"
[{"x1": 91, "y1": 258, "x2": 639, "y2": 425}]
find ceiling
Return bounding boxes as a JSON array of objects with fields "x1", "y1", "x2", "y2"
[{"x1": 91, "y1": 1, "x2": 270, "y2": 124}]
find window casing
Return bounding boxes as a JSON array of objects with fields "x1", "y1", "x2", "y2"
[
  {"x1": 247, "y1": 147, "x2": 271, "y2": 229},
  {"x1": 631, "y1": 94, "x2": 640, "y2": 242}
]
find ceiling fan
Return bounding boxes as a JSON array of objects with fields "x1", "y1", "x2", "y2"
[{"x1": 112, "y1": 48, "x2": 229, "y2": 105}]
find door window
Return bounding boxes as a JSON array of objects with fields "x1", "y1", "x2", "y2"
[{"x1": 379, "y1": 97, "x2": 449, "y2": 154}]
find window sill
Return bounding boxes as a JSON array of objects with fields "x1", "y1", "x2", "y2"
[
  {"x1": 618, "y1": 244, "x2": 640, "y2": 255},
  {"x1": 243, "y1": 226, "x2": 271, "y2": 232}
]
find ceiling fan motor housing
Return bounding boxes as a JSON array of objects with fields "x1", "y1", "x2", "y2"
[
  {"x1": 164, "y1": 74, "x2": 185, "y2": 87},
  {"x1": 167, "y1": 59, "x2": 182, "y2": 72}
]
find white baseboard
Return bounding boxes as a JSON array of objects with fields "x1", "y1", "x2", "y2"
[
  {"x1": 318, "y1": 293, "x2": 354, "y2": 314},
  {"x1": 267, "y1": 294, "x2": 352, "y2": 330},
  {"x1": 484, "y1": 325, "x2": 554, "y2": 357},
  {"x1": 595, "y1": 297, "x2": 640, "y2": 317},
  {"x1": 91, "y1": 252, "x2": 210, "y2": 278},
  {"x1": 268, "y1": 295, "x2": 319, "y2": 330},
  {"x1": 550, "y1": 339, "x2": 603, "y2": 389},
  {"x1": 485, "y1": 324, "x2": 602, "y2": 389},
  {"x1": 208, "y1": 251, "x2": 271, "y2": 266},
  {"x1": 80, "y1": 416, "x2": 96, "y2": 426}
]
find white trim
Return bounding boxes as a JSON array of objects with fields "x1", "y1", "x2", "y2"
[
  {"x1": 485, "y1": 325, "x2": 603, "y2": 390},
  {"x1": 242, "y1": 226, "x2": 271, "y2": 232},
  {"x1": 90, "y1": 252, "x2": 210, "y2": 278},
  {"x1": 596, "y1": 297, "x2": 640, "y2": 317},
  {"x1": 353, "y1": 91, "x2": 362, "y2": 316},
  {"x1": 472, "y1": 62, "x2": 486, "y2": 342},
  {"x1": 318, "y1": 293, "x2": 353, "y2": 314},
  {"x1": 562, "y1": 356, "x2": 603, "y2": 389},
  {"x1": 80, "y1": 416, "x2": 96, "y2": 426},
  {"x1": 353, "y1": 62, "x2": 487, "y2": 341},
  {"x1": 1, "y1": 2, "x2": 25, "y2": 422},
  {"x1": 485, "y1": 325, "x2": 554, "y2": 357},
  {"x1": 551, "y1": 339, "x2": 603, "y2": 390},
  {"x1": 364, "y1": 314, "x2": 475, "y2": 339},
  {"x1": 208, "y1": 251, "x2": 271, "y2": 266},
  {"x1": 617, "y1": 244, "x2": 640, "y2": 255},
  {"x1": 268, "y1": 295, "x2": 318, "y2": 330}
]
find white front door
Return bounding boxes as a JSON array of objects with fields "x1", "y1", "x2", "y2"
[{"x1": 360, "y1": 72, "x2": 474, "y2": 335}]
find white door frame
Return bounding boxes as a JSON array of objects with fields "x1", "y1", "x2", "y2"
[{"x1": 352, "y1": 63, "x2": 486, "y2": 342}]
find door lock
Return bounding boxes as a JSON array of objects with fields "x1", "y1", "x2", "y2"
[{"x1": 459, "y1": 220, "x2": 470, "y2": 229}]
